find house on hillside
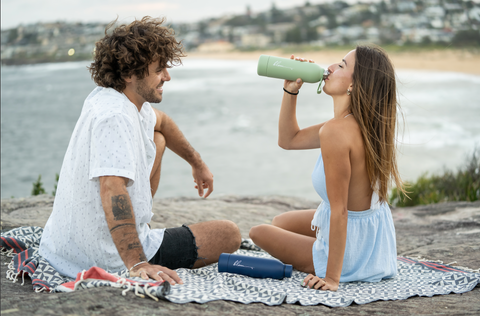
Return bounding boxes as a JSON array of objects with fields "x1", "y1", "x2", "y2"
[
  {"x1": 196, "y1": 40, "x2": 235, "y2": 53},
  {"x1": 266, "y1": 22, "x2": 296, "y2": 43},
  {"x1": 240, "y1": 33, "x2": 271, "y2": 48}
]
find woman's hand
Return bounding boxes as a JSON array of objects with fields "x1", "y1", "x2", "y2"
[
  {"x1": 302, "y1": 274, "x2": 339, "y2": 291},
  {"x1": 283, "y1": 55, "x2": 315, "y2": 94}
]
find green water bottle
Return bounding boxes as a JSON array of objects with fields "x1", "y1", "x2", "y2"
[{"x1": 257, "y1": 55, "x2": 329, "y2": 94}]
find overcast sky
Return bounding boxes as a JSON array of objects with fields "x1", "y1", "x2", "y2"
[{"x1": 1, "y1": 0, "x2": 349, "y2": 30}]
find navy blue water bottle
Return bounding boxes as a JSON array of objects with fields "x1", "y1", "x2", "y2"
[{"x1": 218, "y1": 253, "x2": 293, "y2": 279}]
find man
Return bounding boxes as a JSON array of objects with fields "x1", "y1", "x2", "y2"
[{"x1": 39, "y1": 17, "x2": 241, "y2": 285}]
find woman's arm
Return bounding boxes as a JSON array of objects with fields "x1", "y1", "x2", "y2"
[
  {"x1": 278, "y1": 55, "x2": 328, "y2": 150},
  {"x1": 320, "y1": 120, "x2": 351, "y2": 290}
]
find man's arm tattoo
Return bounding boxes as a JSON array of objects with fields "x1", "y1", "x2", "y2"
[
  {"x1": 111, "y1": 194, "x2": 133, "y2": 221},
  {"x1": 127, "y1": 242, "x2": 142, "y2": 250},
  {"x1": 110, "y1": 223, "x2": 135, "y2": 234},
  {"x1": 139, "y1": 253, "x2": 147, "y2": 261}
]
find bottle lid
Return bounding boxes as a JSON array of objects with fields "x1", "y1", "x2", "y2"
[
  {"x1": 218, "y1": 253, "x2": 230, "y2": 273},
  {"x1": 284, "y1": 264, "x2": 293, "y2": 278}
]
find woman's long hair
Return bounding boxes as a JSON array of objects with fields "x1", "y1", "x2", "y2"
[{"x1": 350, "y1": 45, "x2": 405, "y2": 203}]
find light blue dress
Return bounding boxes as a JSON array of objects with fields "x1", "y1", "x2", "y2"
[{"x1": 311, "y1": 151, "x2": 397, "y2": 282}]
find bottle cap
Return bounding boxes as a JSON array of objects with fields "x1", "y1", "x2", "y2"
[
  {"x1": 284, "y1": 264, "x2": 293, "y2": 278},
  {"x1": 218, "y1": 253, "x2": 230, "y2": 273}
]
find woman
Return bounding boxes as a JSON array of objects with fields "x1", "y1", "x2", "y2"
[{"x1": 249, "y1": 45, "x2": 405, "y2": 291}]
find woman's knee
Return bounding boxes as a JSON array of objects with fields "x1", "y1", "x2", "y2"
[
  {"x1": 249, "y1": 224, "x2": 268, "y2": 242},
  {"x1": 271, "y1": 213, "x2": 288, "y2": 227}
]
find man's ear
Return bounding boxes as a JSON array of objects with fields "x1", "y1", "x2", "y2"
[{"x1": 124, "y1": 76, "x2": 133, "y2": 83}]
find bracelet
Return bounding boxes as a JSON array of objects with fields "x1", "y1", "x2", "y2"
[
  {"x1": 283, "y1": 87, "x2": 299, "y2": 95},
  {"x1": 129, "y1": 260, "x2": 147, "y2": 271}
]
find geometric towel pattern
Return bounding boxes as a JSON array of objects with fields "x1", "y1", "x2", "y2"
[
  {"x1": 1, "y1": 226, "x2": 170, "y2": 299},
  {"x1": 2, "y1": 226, "x2": 479, "y2": 307},
  {"x1": 165, "y1": 248, "x2": 480, "y2": 307}
]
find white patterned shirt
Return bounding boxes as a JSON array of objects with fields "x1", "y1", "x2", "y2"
[{"x1": 39, "y1": 87, "x2": 165, "y2": 278}]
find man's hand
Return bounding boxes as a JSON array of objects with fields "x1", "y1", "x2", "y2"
[
  {"x1": 192, "y1": 162, "x2": 214, "y2": 198},
  {"x1": 130, "y1": 262, "x2": 183, "y2": 285},
  {"x1": 302, "y1": 274, "x2": 339, "y2": 291}
]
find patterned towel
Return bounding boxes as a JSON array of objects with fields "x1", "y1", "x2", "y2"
[
  {"x1": 2, "y1": 226, "x2": 479, "y2": 307},
  {"x1": 1, "y1": 226, "x2": 170, "y2": 300}
]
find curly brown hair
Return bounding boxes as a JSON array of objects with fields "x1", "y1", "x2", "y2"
[{"x1": 88, "y1": 16, "x2": 185, "y2": 92}]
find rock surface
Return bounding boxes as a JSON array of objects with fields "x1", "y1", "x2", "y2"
[{"x1": 1, "y1": 195, "x2": 480, "y2": 315}]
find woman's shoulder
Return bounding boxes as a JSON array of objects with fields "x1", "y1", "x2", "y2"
[{"x1": 319, "y1": 117, "x2": 361, "y2": 149}]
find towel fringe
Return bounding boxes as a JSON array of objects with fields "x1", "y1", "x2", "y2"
[
  {"x1": 134, "y1": 283, "x2": 145, "y2": 298},
  {"x1": 115, "y1": 277, "x2": 133, "y2": 296},
  {"x1": 143, "y1": 284, "x2": 159, "y2": 302},
  {"x1": 34, "y1": 287, "x2": 49, "y2": 293},
  {"x1": 68, "y1": 274, "x2": 163, "y2": 300},
  {"x1": 405, "y1": 256, "x2": 444, "y2": 264},
  {"x1": 405, "y1": 256, "x2": 480, "y2": 273},
  {"x1": 6, "y1": 260, "x2": 22, "y2": 283},
  {"x1": 122, "y1": 284, "x2": 131, "y2": 296},
  {"x1": 114, "y1": 278, "x2": 127, "y2": 288},
  {"x1": 7, "y1": 271, "x2": 20, "y2": 283},
  {"x1": 1, "y1": 248, "x2": 16, "y2": 257},
  {"x1": 80, "y1": 270, "x2": 86, "y2": 281},
  {"x1": 121, "y1": 282, "x2": 132, "y2": 296},
  {"x1": 115, "y1": 277, "x2": 158, "y2": 300}
]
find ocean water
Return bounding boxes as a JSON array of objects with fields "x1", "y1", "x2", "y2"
[{"x1": 1, "y1": 59, "x2": 479, "y2": 201}]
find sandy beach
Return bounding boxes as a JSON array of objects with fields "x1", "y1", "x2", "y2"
[{"x1": 186, "y1": 49, "x2": 480, "y2": 75}]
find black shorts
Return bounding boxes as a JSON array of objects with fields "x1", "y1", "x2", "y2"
[{"x1": 149, "y1": 224, "x2": 199, "y2": 269}]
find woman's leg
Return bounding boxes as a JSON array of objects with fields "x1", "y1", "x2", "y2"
[
  {"x1": 272, "y1": 209, "x2": 317, "y2": 238},
  {"x1": 249, "y1": 224, "x2": 315, "y2": 274}
]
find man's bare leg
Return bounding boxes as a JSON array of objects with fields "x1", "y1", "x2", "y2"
[
  {"x1": 189, "y1": 220, "x2": 242, "y2": 268},
  {"x1": 150, "y1": 131, "x2": 166, "y2": 197}
]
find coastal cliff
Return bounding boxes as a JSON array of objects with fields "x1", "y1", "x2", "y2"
[{"x1": 1, "y1": 195, "x2": 479, "y2": 315}]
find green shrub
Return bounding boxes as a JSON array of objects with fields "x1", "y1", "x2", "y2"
[
  {"x1": 31, "y1": 175, "x2": 46, "y2": 196},
  {"x1": 390, "y1": 148, "x2": 480, "y2": 207},
  {"x1": 31, "y1": 173, "x2": 60, "y2": 196}
]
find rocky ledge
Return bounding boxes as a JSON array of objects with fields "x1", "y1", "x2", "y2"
[{"x1": 1, "y1": 195, "x2": 480, "y2": 315}]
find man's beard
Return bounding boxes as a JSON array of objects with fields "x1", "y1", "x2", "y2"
[{"x1": 135, "y1": 79, "x2": 162, "y2": 104}]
